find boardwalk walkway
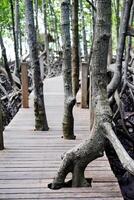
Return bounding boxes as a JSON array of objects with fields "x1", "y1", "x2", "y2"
[{"x1": 0, "y1": 76, "x2": 122, "y2": 199}]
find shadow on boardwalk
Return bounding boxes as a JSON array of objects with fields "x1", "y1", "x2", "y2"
[{"x1": 0, "y1": 76, "x2": 122, "y2": 199}]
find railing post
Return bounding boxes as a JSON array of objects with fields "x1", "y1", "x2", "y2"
[
  {"x1": 21, "y1": 62, "x2": 29, "y2": 108},
  {"x1": 81, "y1": 62, "x2": 88, "y2": 108}
]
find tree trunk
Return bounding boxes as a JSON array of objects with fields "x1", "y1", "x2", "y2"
[
  {"x1": 116, "y1": 0, "x2": 120, "y2": 43},
  {"x1": 80, "y1": 0, "x2": 88, "y2": 62},
  {"x1": 42, "y1": 0, "x2": 49, "y2": 69},
  {"x1": 10, "y1": 0, "x2": 20, "y2": 78},
  {"x1": 123, "y1": 1, "x2": 134, "y2": 90},
  {"x1": 72, "y1": 0, "x2": 79, "y2": 96},
  {"x1": 61, "y1": 0, "x2": 76, "y2": 140},
  {"x1": 0, "y1": 32, "x2": 13, "y2": 85},
  {"x1": 34, "y1": 0, "x2": 39, "y2": 32},
  {"x1": 25, "y1": 0, "x2": 49, "y2": 131}
]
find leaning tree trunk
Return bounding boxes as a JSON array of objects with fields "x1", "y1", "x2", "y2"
[
  {"x1": 49, "y1": 0, "x2": 134, "y2": 189},
  {"x1": 34, "y1": 0, "x2": 39, "y2": 32},
  {"x1": 0, "y1": 32, "x2": 13, "y2": 85},
  {"x1": 42, "y1": 0, "x2": 49, "y2": 68},
  {"x1": 10, "y1": 0, "x2": 20, "y2": 78},
  {"x1": 25, "y1": 0, "x2": 49, "y2": 131},
  {"x1": 61, "y1": 0, "x2": 76, "y2": 140},
  {"x1": 80, "y1": 0, "x2": 88, "y2": 62},
  {"x1": 72, "y1": 0, "x2": 79, "y2": 97},
  {"x1": 14, "y1": 0, "x2": 20, "y2": 76}
]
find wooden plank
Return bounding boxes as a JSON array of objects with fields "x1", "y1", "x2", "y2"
[
  {"x1": 0, "y1": 192, "x2": 122, "y2": 198},
  {"x1": 0, "y1": 197, "x2": 123, "y2": 200}
]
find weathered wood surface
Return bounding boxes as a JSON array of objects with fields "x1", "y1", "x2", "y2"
[{"x1": 1, "y1": 76, "x2": 122, "y2": 199}]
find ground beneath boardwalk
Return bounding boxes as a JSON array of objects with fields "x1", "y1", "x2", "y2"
[{"x1": 0, "y1": 76, "x2": 123, "y2": 199}]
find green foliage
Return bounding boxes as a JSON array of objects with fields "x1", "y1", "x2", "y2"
[{"x1": 0, "y1": 0, "x2": 11, "y2": 32}]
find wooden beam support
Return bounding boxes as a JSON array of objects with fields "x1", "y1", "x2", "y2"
[
  {"x1": 81, "y1": 62, "x2": 88, "y2": 108},
  {"x1": 21, "y1": 62, "x2": 29, "y2": 108}
]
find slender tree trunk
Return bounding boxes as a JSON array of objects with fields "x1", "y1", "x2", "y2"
[
  {"x1": 61, "y1": 0, "x2": 76, "y2": 140},
  {"x1": 91, "y1": 0, "x2": 96, "y2": 35},
  {"x1": 0, "y1": 32, "x2": 13, "y2": 85},
  {"x1": 10, "y1": 0, "x2": 20, "y2": 78},
  {"x1": 19, "y1": 29, "x2": 22, "y2": 57},
  {"x1": 49, "y1": 0, "x2": 60, "y2": 52},
  {"x1": 42, "y1": 0, "x2": 49, "y2": 68},
  {"x1": 15, "y1": 0, "x2": 20, "y2": 75},
  {"x1": 34, "y1": 0, "x2": 39, "y2": 32},
  {"x1": 123, "y1": 2, "x2": 134, "y2": 89},
  {"x1": 25, "y1": 0, "x2": 49, "y2": 131},
  {"x1": 116, "y1": 0, "x2": 120, "y2": 43},
  {"x1": 0, "y1": 100, "x2": 4, "y2": 150},
  {"x1": 80, "y1": 0, "x2": 88, "y2": 62},
  {"x1": 72, "y1": 0, "x2": 79, "y2": 96}
]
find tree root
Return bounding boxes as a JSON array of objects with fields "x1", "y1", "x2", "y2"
[
  {"x1": 49, "y1": 100, "x2": 106, "y2": 189},
  {"x1": 49, "y1": 100, "x2": 134, "y2": 189}
]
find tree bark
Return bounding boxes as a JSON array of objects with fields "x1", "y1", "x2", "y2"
[
  {"x1": 25, "y1": 0, "x2": 49, "y2": 131},
  {"x1": 61, "y1": 0, "x2": 76, "y2": 140},
  {"x1": 72, "y1": 0, "x2": 79, "y2": 96}
]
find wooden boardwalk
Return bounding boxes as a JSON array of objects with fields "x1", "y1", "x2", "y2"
[{"x1": 0, "y1": 76, "x2": 122, "y2": 200}]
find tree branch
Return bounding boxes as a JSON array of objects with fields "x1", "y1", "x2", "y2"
[
  {"x1": 85, "y1": 0, "x2": 96, "y2": 11},
  {"x1": 104, "y1": 122, "x2": 134, "y2": 175}
]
